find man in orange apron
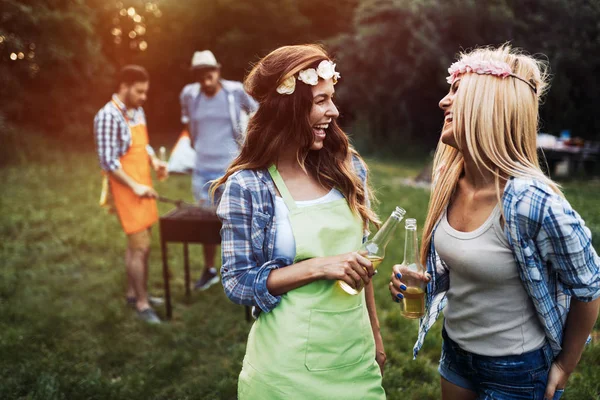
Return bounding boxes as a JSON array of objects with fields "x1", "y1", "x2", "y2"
[{"x1": 93, "y1": 65, "x2": 167, "y2": 323}]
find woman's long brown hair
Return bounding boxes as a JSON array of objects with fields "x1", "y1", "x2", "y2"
[{"x1": 211, "y1": 44, "x2": 379, "y2": 229}]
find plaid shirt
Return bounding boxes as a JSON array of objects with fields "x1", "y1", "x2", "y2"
[
  {"x1": 414, "y1": 176, "x2": 600, "y2": 358},
  {"x1": 93, "y1": 94, "x2": 155, "y2": 172},
  {"x1": 216, "y1": 156, "x2": 369, "y2": 313}
]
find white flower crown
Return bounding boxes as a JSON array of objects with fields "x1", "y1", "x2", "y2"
[{"x1": 276, "y1": 60, "x2": 340, "y2": 95}]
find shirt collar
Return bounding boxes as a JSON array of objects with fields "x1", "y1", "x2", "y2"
[{"x1": 111, "y1": 94, "x2": 127, "y2": 113}]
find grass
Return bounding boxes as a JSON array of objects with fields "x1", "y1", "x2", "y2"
[{"x1": 0, "y1": 139, "x2": 599, "y2": 400}]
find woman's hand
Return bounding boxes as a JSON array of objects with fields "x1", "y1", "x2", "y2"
[
  {"x1": 388, "y1": 264, "x2": 430, "y2": 303},
  {"x1": 544, "y1": 361, "x2": 569, "y2": 400},
  {"x1": 319, "y1": 251, "x2": 374, "y2": 289}
]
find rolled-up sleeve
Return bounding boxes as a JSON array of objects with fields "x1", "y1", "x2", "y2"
[
  {"x1": 179, "y1": 87, "x2": 190, "y2": 124},
  {"x1": 94, "y1": 111, "x2": 122, "y2": 172},
  {"x1": 217, "y1": 174, "x2": 288, "y2": 312},
  {"x1": 538, "y1": 193, "x2": 600, "y2": 302}
]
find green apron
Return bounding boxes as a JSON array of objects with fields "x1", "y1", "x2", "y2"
[{"x1": 238, "y1": 166, "x2": 385, "y2": 400}]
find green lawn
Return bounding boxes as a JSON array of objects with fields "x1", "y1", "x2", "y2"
[{"x1": 1, "y1": 144, "x2": 599, "y2": 400}]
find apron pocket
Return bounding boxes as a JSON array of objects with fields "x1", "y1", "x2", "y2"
[{"x1": 305, "y1": 305, "x2": 368, "y2": 371}]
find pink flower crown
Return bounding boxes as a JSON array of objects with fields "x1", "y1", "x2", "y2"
[{"x1": 447, "y1": 59, "x2": 537, "y2": 94}]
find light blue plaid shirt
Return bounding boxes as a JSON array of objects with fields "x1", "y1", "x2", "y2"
[
  {"x1": 414, "y1": 176, "x2": 600, "y2": 358},
  {"x1": 216, "y1": 156, "x2": 369, "y2": 314}
]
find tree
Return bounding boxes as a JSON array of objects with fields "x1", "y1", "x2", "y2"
[{"x1": 0, "y1": 0, "x2": 111, "y2": 138}]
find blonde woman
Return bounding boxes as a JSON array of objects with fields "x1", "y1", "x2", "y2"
[
  {"x1": 390, "y1": 45, "x2": 600, "y2": 400},
  {"x1": 214, "y1": 44, "x2": 386, "y2": 399}
]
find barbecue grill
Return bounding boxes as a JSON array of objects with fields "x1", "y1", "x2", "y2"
[{"x1": 159, "y1": 200, "x2": 251, "y2": 321}]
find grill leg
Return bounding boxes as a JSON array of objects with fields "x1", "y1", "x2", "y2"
[
  {"x1": 161, "y1": 238, "x2": 172, "y2": 320},
  {"x1": 184, "y1": 242, "x2": 191, "y2": 297}
]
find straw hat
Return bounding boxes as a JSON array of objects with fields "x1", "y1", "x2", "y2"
[{"x1": 190, "y1": 50, "x2": 220, "y2": 70}]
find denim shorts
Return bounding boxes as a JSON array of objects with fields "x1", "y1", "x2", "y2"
[
  {"x1": 439, "y1": 327, "x2": 564, "y2": 400},
  {"x1": 192, "y1": 169, "x2": 225, "y2": 204}
]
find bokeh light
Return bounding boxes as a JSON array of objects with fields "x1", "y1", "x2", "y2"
[
  {"x1": 10, "y1": 52, "x2": 17, "y2": 60},
  {"x1": 139, "y1": 41, "x2": 148, "y2": 51}
]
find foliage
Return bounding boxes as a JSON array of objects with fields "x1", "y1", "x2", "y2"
[
  {"x1": 0, "y1": 0, "x2": 112, "y2": 138},
  {"x1": 330, "y1": 0, "x2": 600, "y2": 152},
  {"x1": 2, "y1": 0, "x2": 598, "y2": 150}
]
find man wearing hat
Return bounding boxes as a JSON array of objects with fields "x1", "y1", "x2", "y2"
[{"x1": 180, "y1": 50, "x2": 258, "y2": 290}]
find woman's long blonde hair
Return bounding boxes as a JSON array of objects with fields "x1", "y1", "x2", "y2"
[
  {"x1": 421, "y1": 44, "x2": 562, "y2": 265},
  {"x1": 212, "y1": 44, "x2": 380, "y2": 229}
]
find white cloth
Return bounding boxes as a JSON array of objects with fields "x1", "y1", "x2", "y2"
[
  {"x1": 273, "y1": 189, "x2": 344, "y2": 260},
  {"x1": 435, "y1": 205, "x2": 546, "y2": 356}
]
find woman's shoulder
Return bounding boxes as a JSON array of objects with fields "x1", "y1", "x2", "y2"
[
  {"x1": 226, "y1": 168, "x2": 268, "y2": 188},
  {"x1": 507, "y1": 176, "x2": 571, "y2": 224},
  {"x1": 509, "y1": 176, "x2": 558, "y2": 198}
]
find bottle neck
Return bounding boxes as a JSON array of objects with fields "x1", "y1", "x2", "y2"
[
  {"x1": 403, "y1": 227, "x2": 418, "y2": 265},
  {"x1": 371, "y1": 213, "x2": 402, "y2": 248}
]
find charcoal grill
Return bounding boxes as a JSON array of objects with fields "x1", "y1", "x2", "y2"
[{"x1": 159, "y1": 203, "x2": 251, "y2": 321}]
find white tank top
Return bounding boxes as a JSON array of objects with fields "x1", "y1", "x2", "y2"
[
  {"x1": 273, "y1": 189, "x2": 344, "y2": 260},
  {"x1": 435, "y1": 204, "x2": 546, "y2": 356}
]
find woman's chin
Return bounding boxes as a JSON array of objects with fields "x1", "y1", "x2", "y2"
[{"x1": 309, "y1": 141, "x2": 324, "y2": 151}]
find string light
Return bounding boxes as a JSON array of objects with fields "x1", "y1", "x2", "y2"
[
  {"x1": 127, "y1": 7, "x2": 136, "y2": 17},
  {"x1": 119, "y1": 8, "x2": 127, "y2": 16},
  {"x1": 111, "y1": 27, "x2": 122, "y2": 36},
  {"x1": 133, "y1": 15, "x2": 142, "y2": 23},
  {"x1": 17, "y1": 52, "x2": 24, "y2": 59},
  {"x1": 139, "y1": 41, "x2": 148, "y2": 51},
  {"x1": 134, "y1": 25, "x2": 146, "y2": 35},
  {"x1": 10, "y1": 53, "x2": 17, "y2": 60},
  {"x1": 129, "y1": 31, "x2": 137, "y2": 39}
]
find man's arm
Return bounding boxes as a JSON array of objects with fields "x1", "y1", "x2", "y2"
[
  {"x1": 94, "y1": 111, "x2": 157, "y2": 198},
  {"x1": 110, "y1": 168, "x2": 157, "y2": 198}
]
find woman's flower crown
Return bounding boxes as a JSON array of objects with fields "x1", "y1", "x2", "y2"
[
  {"x1": 447, "y1": 59, "x2": 537, "y2": 94},
  {"x1": 276, "y1": 60, "x2": 340, "y2": 95}
]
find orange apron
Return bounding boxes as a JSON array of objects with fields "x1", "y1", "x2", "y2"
[{"x1": 109, "y1": 110, "x2": 158, "y2": 234}]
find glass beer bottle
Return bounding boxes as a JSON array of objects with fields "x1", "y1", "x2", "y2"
[
  {"x1": 157, "y1": 146, "x2": 168, "y2": 181},
  {"x1": 338, "y1": 206, "x2": 406, "y2": 295},
  {"x1": 400, "y1": 218, "x2": 426, "y2": 319}
]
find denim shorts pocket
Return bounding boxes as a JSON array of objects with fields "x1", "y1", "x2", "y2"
[{"x1": 479, "y1": 381, "x2": 536, "y2": 400}]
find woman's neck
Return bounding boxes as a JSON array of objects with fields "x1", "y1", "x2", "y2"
[
  {"x1": 276, "y1": 149, "x2": 305, "y2": 176},
  {"x1": 461, "y1": 150, "x2": 501, "y2": 190}
]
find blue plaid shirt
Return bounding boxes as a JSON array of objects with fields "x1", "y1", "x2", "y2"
[
  {"x1": 93, "y1": 95, "x2": 155, "y2": 172},
  {"x1": 216, "y1": 157, "x2": 369, "y2": 313},
  {"x1": 414, "y1": 176, "x2": 600, "y2": 358}
]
